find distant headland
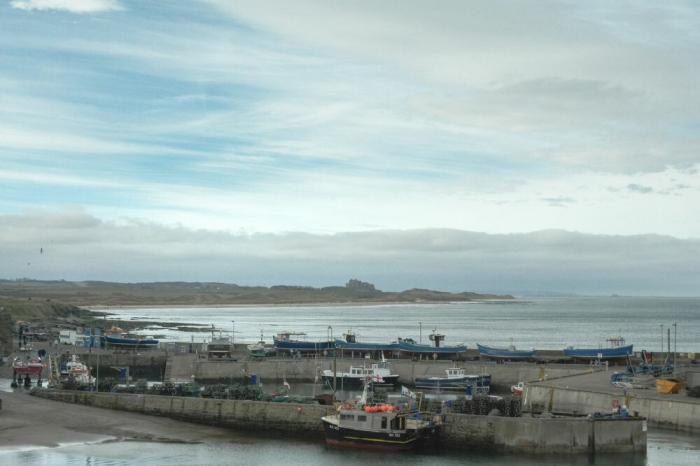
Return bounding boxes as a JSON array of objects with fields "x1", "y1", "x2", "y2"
[{"x1": 0, "y1": 278, "x2": 513, "y2": 307}]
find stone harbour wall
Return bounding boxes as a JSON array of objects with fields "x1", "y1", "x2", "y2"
[
  {"x1": 524, "y1": 383, "x2": 700, "y2": 433},
  {"x1": 32, "y1": 389, "x2": 646, "y2": 454}
]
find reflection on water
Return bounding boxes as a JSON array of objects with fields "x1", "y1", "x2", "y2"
[{"x1": 2, "y1": 428, "x2": 698, "y2": 466}]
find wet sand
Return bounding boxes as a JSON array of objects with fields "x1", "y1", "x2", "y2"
[{"x1": 0, "y1": 389, "x2": 235, "y2": 451}]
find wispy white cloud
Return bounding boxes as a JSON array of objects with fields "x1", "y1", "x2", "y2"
[
  {"x1": 10, "y1": 0, "x2": 122, "y2": 13},
  {"x1": 1, "y1": 1, "x2": 698, "y2": 242}
]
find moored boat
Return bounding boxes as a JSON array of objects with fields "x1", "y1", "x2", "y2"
[
  {"x1": 61, "y1": 355, "x2": 94, "y2": 385},
  {"x1": 321, "y1": 383, "x2": 439, "y2": 451},
  {"x1": 477, "y1": 343, "x2": 535, "y2": 360},
  {"x1": 564, "y1": 336, "x2": 633, "y2": 360},
  {"x1": 247, "y1": 330, "x2": 276, "y2": 357},
  {"x1": 414, "y1": 367, "x2": 491, "y2": 393},
  {"x1": 103, "y1": 326, "x2": 159, "y2": 349},
  {"x1": 321, "y1": 356, "x2": 400, "y2": 388},
  {"x1": 273, "y1": 331, "x2": 334, "y2": 352}
]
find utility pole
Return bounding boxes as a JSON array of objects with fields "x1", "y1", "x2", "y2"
[
  {"x1": 96, "y1": 352, "x2": 100, "y2": 392},
  {"x1": 328, "y1": 325, "x2": 336, "y2": 398},
  {"x1": 673, "y1": 322, "x2": 677, "y2": 367},
  {"x1": 660, "y1": 324, "x2": 664, "y2": 363}
]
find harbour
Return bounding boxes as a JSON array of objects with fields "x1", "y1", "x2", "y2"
[{"x1": 2, "y1": 296, "x2": 699, "y2": 464}]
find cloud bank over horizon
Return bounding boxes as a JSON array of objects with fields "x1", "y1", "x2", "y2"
[{"x1": 2, "y1": 210, "x2": 698, "y2": 297}]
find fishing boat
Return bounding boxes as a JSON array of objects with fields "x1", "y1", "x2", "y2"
[
  {"x1": 414, "y1": 367, "x2": 491, "y2": 393},
  {"x1": 104, "y1": 327, "x2": 159, "y2": 349},
  {"x1": 564, "y1": 336, "x2": 633, "y2": 360},
  {"x1": 321, "y1": 382, "x2": 439, "y2": 451},
  {"x1": 247, "y1": 331, "x2": 276, "y2": 358},
  {"x1": 60, "y1": 355, "x2": 94, "y2": 385},
  {"x1": 273, "y1": 331, "x2": 334, "y2": 352},
  {"x1": 333, "y1": 331, "x2": 393, "y2": 353},
  {"x1": 477, "y1": 343, "x2": 535, "y2": 360},
  {"x1": 321, "y1": 355, "x2": 400, "y2": 388}
]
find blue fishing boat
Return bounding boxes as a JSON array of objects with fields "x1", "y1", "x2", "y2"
[
  {"x1": 564, "y1": 336, "x2": 633, "y2": 359},
  {"x1": 334, "y1": 331, "x2": 467, "y2": 356},
  {"x1": 104, "y1": 334, "x2": 159, "y2": 349},
  {"x1": 394, "y1": 338, "x2": 467, "y2": 354},
  {"x1": 273, "y1": 331, "x2": 334, "y2": 352},
  {"x1": 334, "y1": 338, "x2": 393, "y2": 352},
  {"x1": 477, "y1": 343, "x2": 535, "y2": 360}
]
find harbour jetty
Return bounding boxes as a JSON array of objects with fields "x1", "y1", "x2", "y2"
[
  {"x1": 30, "y1": 388, "x2": 646, "y2": 455},
  {"x1": 524, "y1": 369, "x2": 700, "y2": 433}
]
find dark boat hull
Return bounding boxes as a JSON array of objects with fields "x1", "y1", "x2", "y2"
[
  {"x1": 414, "y1": 375, "x2": 491, "y2": 392},
  {"x1": 321, "y1": 375, "x2": 400, "y2": 388},
  {"x1": 104, "y1": 335, "x2": 159, "y2": 348},
  {"x1": 322, "y1": 419, "x2": 418, "y2": 451},
  {"x1": 273, "y1": 338, "x2": 334, "y2": 351}
]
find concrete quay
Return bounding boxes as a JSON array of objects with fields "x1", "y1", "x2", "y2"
[
  {"x1": 30, "y1": 388, "x2": 647, "y2": 455},
  {"x1": 167, "y1": 354, "x2": 594, "y2": 390},
  {"x1": 523, "y1": 369, "x2": 700, "y2": 433},
  {"x1": 442, "y1": 413, "x2": 646, "y2": 455}
]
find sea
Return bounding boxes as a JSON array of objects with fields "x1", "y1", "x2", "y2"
[{"x1": 104, "y1": 296, "x2": 700, "y2": 352}]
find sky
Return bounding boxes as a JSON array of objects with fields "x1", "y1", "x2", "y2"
[{"x1": 0, "y1": 1, "x2": 699, "y2": 294}]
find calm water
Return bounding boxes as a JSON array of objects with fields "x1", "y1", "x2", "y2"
[
  {"x1": 1, "y1": 429, "x2": 699, "y2": 466},
  {"x1": 105, "y1": 297, "x2": 700, "y2": 351}
]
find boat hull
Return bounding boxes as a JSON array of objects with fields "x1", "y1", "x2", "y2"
[
  {"x1": 321, "y1": 375, "x2": 400, "y2": 388},
  {"x1": 334, "y1": 339, "x2": 467, "y2": 355},
  {"x1": 414, "y1": 375, "x2": 491, "y2": 393},
  {"x1": 273, "y1": 338, "x2": 334, "y2": 351},
  {"x1": 322, "y1": 419, "x2": 418, "y2": 451},
  {"x1": 477, "y1": 344, "x2": 535, "y2": 359},
  {"x1": 563, "y1": 345, "x2": 633, "y2": 359},
  {"x1": 104, "y1": 335, "x2": 159, "y2": 348}
]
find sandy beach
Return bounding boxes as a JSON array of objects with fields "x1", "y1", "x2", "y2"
[{"x1": 0, "y1": 388, "x2": 235, "y2": 451}]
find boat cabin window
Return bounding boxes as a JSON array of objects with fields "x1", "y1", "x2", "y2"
[
  {"x1": 390, "y1": 417, "x2": 400, "y2": 430},
  {"x1": 357, "y1": 415, "x2": 367, "y2": 422},
  {"x1": 381, "y1": 417, "x2": 387, "y2": 429},
  {"x1": 340, "y1": 414, "x2": 355, "y2": 421}
]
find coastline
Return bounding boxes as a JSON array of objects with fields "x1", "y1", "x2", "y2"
[{"x1": 85, "y1": 298, "x2": 519, "y2": 311}]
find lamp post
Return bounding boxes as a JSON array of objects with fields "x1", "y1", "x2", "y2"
[
  {"x1": 329, "y1": 325, "x2": 336, "y2": 397},
  {"x1": 673, "y1": 322, "x2": 677, "y2": 367}
]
